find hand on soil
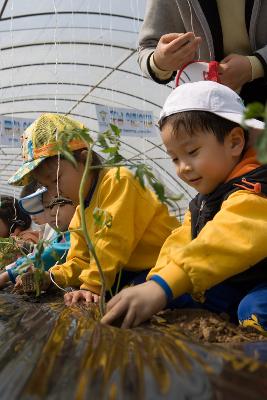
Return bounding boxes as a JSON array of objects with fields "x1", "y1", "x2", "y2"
[
  {"x1": 64, "y1": 289, "x2": 100, "y2": 306},
  {"x1": 101, "y1": 280, "x2": 167, "y2": 328}
]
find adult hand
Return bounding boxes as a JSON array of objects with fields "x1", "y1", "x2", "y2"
[
  {"x1": 219, "y1": 54, "x2": 252, "y2": 91},
  {"x1": 101, "y1": 280, "x2": 167, "y2": 328},
  {"x1": 64, "y1": 289, "x2": 100, "y2": 306},
  {"x1": 153, "y1": 32, "x2": 202, "y2": 72}
]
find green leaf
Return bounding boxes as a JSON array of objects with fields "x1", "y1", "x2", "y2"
[
  {"x1": 115, "y1": 166, "x2": 121, "y2": 181},
  {"x1": 244, "y1": 103, "x2": 265, "y2": 120},
  {"x1": 93, "y1": 208, "x2": 113, "y2": 229},
  {"x1": 255, "y1": 129, "x2": 267, "y2": 163},
  {"x1": 110, "y1": 123, "x2": 121, "y2": 137},
  {"x1": 77, "y1": 129, "x2": 93, "y2": 145},
  {"x1": 101, "y1": 147, "x2": 118, "y2": 154},
  {"x1": 151, "y1": 181, "x2": 165, "y2": 202},
  {"x1": 133, "y1": 165, "x2": 143, "y2": 187},
  {"x1": 97, "y1": 134, "x2": 108, "y2": 149},
  {"x1": 61, "y1": 149, "x2": 77, "y2": 166}
]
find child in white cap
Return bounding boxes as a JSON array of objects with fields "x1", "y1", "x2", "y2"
[{"x1": 102, "y1": 81, "x2": 267, "y2": 331}]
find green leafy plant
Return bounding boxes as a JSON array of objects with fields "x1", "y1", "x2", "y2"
[
  {"x1": 244, "y1": 102, "x2": 267, "y2": 163},
  {"x1": 0, "y1": 236, "x2": 32, "y2": 270},
  {"x1": 14, "y1": 238, "x2": 54, "y2": 296}
]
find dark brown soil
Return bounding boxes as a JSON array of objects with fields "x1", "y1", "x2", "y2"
[
  {"x1": 155, "y1": 309, "x2": 267, "y2": 344},
  {"x1": 4, "y1": 285, "x2": 267, "y2": 344}
]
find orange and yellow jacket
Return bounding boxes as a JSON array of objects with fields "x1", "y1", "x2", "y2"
[
  {"x1": 147, "y1": 148, "x2": 267, "y2": 301},
  {"x1": 51, "y1": 167, "x2": 179, "y2": 293}
]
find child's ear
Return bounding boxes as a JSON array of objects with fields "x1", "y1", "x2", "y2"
[{"x1": 228, "y1": 127, "x2": 245, "y2": 156}]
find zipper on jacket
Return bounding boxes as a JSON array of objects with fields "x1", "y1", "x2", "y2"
[{"x1": 195, "y1": 199, "x2": 206, "y2": 234}]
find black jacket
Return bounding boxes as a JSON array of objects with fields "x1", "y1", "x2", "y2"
[{"x1": 189, "y1": 165, "x2": 267, "y2": 289}]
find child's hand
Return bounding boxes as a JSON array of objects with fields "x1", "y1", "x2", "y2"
[
  {"x1": 153, "y1": 32, "x2": 202, "y2": 72},
  {"x1": 64, "y1": 289, "x2": 100, "y2": 306},
  {"x1": 101, "y1": 281, "x2": 167, "y2": 328},
  {"x1": 12, "y1": 275, "x2": 23, "y2": 293}
]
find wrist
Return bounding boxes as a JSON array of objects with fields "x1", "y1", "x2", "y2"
[
  {"x1": 246, "y1": 55, "x2": 265, "y2": 81},
  {"x1": 145, "y1": 280, "x2": 168, "y2": 310},
  {"x1": 151, "y1": 53, "x2": 173, "y2": 79}
]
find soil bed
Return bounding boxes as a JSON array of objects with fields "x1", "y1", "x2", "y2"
[{"x1": 154, "y1": 309, "x2": 267, "y2": 344}]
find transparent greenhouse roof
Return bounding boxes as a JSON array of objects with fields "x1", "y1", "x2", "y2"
[{"x1": 0, "y1": 0, "x2": 195, "y2": 216}]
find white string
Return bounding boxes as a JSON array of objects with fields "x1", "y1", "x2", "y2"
[
  {"x1": 49, "y1": 263, "x2": 68, "y2": 292},
  {"x1": 186, "y1": 0, "x2": 200, "y2": 61},
  {"x1": 52, "y1": 0, "x2": 59, "y2": 115},
  {"x1": 8, "y1": 0, "x2": 18, "y2": 220},
  {"x1": 49, "y1": 256, "x2": 74, "y2": 293},
  {"x1": 52, "y1": 0, "x2": 60, "y2": 230},
  {"x1": 175, "y1": 0, "x2": 203, "y2": 61},
  {"x1": 71, "y1": 0, "x2": 77, "y2": 111}
]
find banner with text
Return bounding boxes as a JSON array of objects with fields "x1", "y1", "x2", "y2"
[
  {"x1": 0, "y1": 116, "x2": 33, "y2": 147},
  {"x1": 96, "y1": 105, "x2": 155, "y2": 137}
]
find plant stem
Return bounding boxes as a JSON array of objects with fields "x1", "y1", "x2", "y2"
[{"x1": 78, "y1": 146, "x2": 106, "y2": 317}]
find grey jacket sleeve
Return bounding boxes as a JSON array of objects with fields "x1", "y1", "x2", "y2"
[
  {"x1": 137, "y1": 0, "x2": 186, "y2": 81},
  {"x1": 254, "y1": 47, "x2": 267, "y2": 79},
  {"x1": 251, "y1": 0, "x2": 267, "y2": 79}
]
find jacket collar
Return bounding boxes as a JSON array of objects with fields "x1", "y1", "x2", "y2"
[{"x1": 226, "y1": 147, "x2": 260, "y2": 182}]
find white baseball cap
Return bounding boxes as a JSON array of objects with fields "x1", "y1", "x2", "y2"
[{"x1": 159, "y1": 81, "x2": 265, "y2": 130}]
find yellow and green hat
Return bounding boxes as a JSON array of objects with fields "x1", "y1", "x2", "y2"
[{"x1": 8, "y1": 113, "x2": 87, "y2": 186}]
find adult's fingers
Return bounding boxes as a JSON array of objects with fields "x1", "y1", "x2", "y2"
[
  {"x1": 217, "y1": 62, "x2": 228, "y2": 74},
  {"x1": 168, "y1": 33, "x2": 200, "y2": 53},
  {"x1": 220, "y1": 53, "x2": 235, "y2": 64},
  {"x1": 174, "y1": 37, "x2": 201, "y2": 58},
  {"x1": 160, "y1": 32, "x2": 185, "y2": 44}
]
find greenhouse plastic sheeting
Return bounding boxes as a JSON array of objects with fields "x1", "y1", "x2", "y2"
[
  {"x1": 0, "y1": 290, "x2": 267, "y2": 400},
  {"x1": 0, "y1": 0, "x2": 195, "y2": 214}
]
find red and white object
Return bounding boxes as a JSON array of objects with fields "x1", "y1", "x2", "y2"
[{"x1": 175, "y1": 61, "x2": 220, "y2": 87}]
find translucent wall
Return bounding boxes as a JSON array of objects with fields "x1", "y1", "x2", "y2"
[{"x1": 0, "y1": 0, "x2": 195, "y2": 214}]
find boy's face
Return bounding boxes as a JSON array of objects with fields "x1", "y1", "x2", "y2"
[
  {"x1": 161, "y1": 123, "x2": 244, "y2": 195},
  {"x1": 42, "y1": 191, "x2": 75, "y2": 231},
  {"x1": 33, "y1": 156, "x2": 89, "y2": 206}
]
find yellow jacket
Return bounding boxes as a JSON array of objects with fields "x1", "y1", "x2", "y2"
[
  {"x1": 148, "y1": 150, "x2": 267, "y2": 300},
  {"x1": 51, "y1": 167, "x2": 179, "y2": 293}
]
